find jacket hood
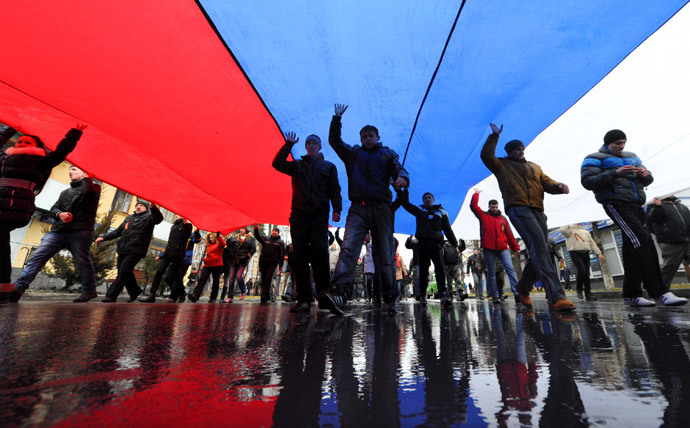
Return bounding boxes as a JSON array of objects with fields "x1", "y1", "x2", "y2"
[{"x1": 6, "y1": 146, "x2": 46, "y2": 156}]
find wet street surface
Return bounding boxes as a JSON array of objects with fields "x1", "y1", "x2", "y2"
[{"x1": 1, "y1": 297, "x2": 689, "y2": 427}]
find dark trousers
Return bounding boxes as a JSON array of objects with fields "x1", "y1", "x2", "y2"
[
  {"x1": 106, "y1": 253, "x2": 145, "y2": 299},
  {"x1": 227, "y1": 264, "x2": 247, "y2": 297},
  {"x1": 331, "y1": 203, "x2": 396, "y2": 300},
  {"x1": 149, "y1": 254, "x2": 183, "y2": 295},
  {"x1": 259, "y1": 260, "x2": 280, "y2": 299},
  {"x1": 168, "y1": 262, "x2": 191, "y2": 300},
  {"x1": 192, "y1": 265, "x2": 223, "y2": 300},
  {"x1": 0, "y1": 220, "x2": 30, "y2": 283},
  {"x1": 570, "y1": 251, "x2": 592, "y2": 294},
  {"x1": 220, "y1": 264, "x2": 231, "y2": 299},
  {"x1": 290, "y1": 213, "x2": 330, "y2": 303},
  {"x1": 418, "y1": 241, "x2": 447, "y2": 295},
  {"x1": 507, "y1": 206, "x2": 566, "y2": 304},
  {"x1": 604, "y1": 202, "x2": 667, "y2": 298}
]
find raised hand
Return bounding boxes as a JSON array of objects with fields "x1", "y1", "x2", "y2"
[
  {"x1": 334, "y1": 104, "x2": 348, "y2": 117},
  {"x1": 489, "y1": 123, "x2": 503, "y2": 135},
  {"x1": 75, "y1": 123, "x2": 88, "y2": 131},
  {"x1": 473, "y1": 187, "x2": 482, "y2": 193},
  {"x1": 285, "y1": 132, "x2": 299, "y2": 144}
]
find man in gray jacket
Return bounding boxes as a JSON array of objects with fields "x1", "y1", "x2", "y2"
[{"x1": 581, "y1": 129, "x2": 686, "y2": 307}]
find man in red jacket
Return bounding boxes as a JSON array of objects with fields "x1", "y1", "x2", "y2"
[{"x1": 470, "y1": 188, "x2": 521, "y2": 304}]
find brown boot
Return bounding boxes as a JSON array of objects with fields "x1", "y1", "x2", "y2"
[
  {"x1": 549, "y1": 298, "x2": 576, "y2": 312},
  {"x1": 519, "y1": 294, "x2": 533, "y2": 308}
]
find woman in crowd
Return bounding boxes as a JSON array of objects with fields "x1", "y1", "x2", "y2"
[
  {"x1": 0, "y1": 124, "x2": 86, "y2": 303},
  {"x1": 188, "y1": 232, "x2": 226, "y2": 303}
]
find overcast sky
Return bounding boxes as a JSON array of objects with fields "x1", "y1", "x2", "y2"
[{"x1": 452, "y1": 3, "x2": 690, "y2": 239}]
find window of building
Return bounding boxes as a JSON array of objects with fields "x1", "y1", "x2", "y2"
[
  {"x1": 111, "y1": 189, "x2": 132, "y2": 213},
  {"x1": 158, "y1": 207, "x2": 176, "y2": 223}
]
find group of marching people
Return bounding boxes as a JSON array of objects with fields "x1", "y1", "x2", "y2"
[{"x1": 1, "y1": 105, "x2": 688, "y2": 312}]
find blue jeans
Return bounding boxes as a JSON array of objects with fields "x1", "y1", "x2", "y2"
[
  {"x1": 331, "y1": 202, "x2": 397, "y2": 299},
  {"x1": 507, "y1": 206, "x2": 566, "y2": 304},
  {"x1": 483, "y1": 248, "x2": 519, "y2": 299},
  {"x1": 15, "y1": 229, "x2": 96, "y2": 294}
]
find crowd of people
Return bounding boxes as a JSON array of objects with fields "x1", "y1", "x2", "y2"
[{"x1": 0, "y1": 107, "x2": 688, "y2": 313}]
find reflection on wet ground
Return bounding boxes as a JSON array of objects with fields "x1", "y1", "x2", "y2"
[{"x1": 1, "y1": 298, "x2": 689, "y2": 427}]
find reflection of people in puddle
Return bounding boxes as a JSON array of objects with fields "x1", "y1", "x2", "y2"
[
  {"x1": 327, "y1": 316, "x2": 371, "y2": 426},
  {"x1": 629, "y1": 313, "x2": 690, "y2": 427},
  {"x1": 273, "y1": 315, "x2": 330, "y2": 427},
  {"x1": 579, "y1": 312, "x2": 613, "y2": 353},
  {"x1": 491, "y1": 308, "x2": 538, "y2": 427},
  {"x1": 524, "y1": 313, "x2": 589, "y2": 427},
  {"x1": 415, "y1": 307, "x2": 471, "y2": 425}
]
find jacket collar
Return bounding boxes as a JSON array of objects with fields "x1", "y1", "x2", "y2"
[
  {"x1": 504, "y1": 155, "x2": 526, "y2": 164},
  {"x1": 301, "y1": 153, "x2": 324, "y2": 161},
  {"x1": 362, "y1": 142, "x2": 383, "y2": 152}
]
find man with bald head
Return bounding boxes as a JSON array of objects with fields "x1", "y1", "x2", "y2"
[{"x1": 11, "y1": 165, "x2": 101, "y2": 303}]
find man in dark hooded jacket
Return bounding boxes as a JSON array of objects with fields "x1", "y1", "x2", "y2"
[
  {"x1": 97, "y1": 200, "x2": 163, "y2": 302},
  {"x1": 139, "y1": 215, "x2": 193, "y2": 302},
  {"x1": 253, "y1": 225, "x2": 286, "y2": 304},
  {"x1": 326, "y1": 103, "x2": 409, "y2": 314},
  {"x1": 399, "y1": 189, "x2": 460, "y2": 309},
  {"x1": 647, "y1": 195, "x2": 690, "y2": 290},
  {"x1": 273, "y1": 131, "x2": 341, "y2": 313}
]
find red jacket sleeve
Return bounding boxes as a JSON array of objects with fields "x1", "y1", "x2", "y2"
[{"x1": 470, "y1": 192, "x2": 484, "y2": 219}]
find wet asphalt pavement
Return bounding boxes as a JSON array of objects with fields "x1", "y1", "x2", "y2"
[{"x1": 1, "y1": 295, "x2": 689, "y2": 427}]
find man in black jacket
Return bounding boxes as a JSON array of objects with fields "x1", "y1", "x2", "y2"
[
  {"x1": 466, "y1": 249, "x2": 485, "y2": 300},
  {"x1": 443, "y1": 240, "x2": 466, "y2": 301},
  {"x1": 273, "y1": 131, "x2": 341, "y2": 313},
  {"x1": 97, "y1": 200, "x2": 163, "y2": 302},
  {"x1": 253, "y1": 225, "x2": 286, "y2": 304},
  {"x1": 647, "y1": 195, "x2": 690, "y2": 292},
  {"x1": 139, "y1": 215, "x2": 193, "y2": 303},
  {"x1": 11, "y1": 166, "x2": 101, "y2": 302},
  {"x1": 399, "y1": 190, "x2": 460, "y2": 309}
]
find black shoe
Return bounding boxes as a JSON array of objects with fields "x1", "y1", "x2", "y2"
[
  {"x1": 102, "y1": 297, "x2": 116, "y2": 303},
  {"x1": 441, "y1": 297, "x2": 453, "y2": 310},
  {"x1": 74, "y1": 292, "x2": 98, "y2": 303},
  {"x1": 514, "y1": 294, "x2": 521, "y2": 304},
  {"x1": 290, "y1": 301, "x2": 312, "y2": 313},
  {"x1": 208, "y1": 299, "x2": 217, "y2": 303},
  {"x1": 178, "y1": 294, "x2": 186, "y2": 303},
  {"x1": 187, "y1": 293, "x2": 198, "y2": 303},
  {"x1": 576, "y1": 291, "x2": 584, "y2": 299},
  {"x1": 127, "y1": 291, "x2": 142, "y2": 303},
  {"x1": 318, "y1": 292, "x2": 345, "y2": 316},
  {"x1": 9, "y1": 290, "x2": 24, "y2": 303},
  {"x1": 139, "y1": 294, "x2": 156, "y2": 303},
  {"x1": 585, "y1": 293, "x2": 597, "y2": 301},
  {"x1": 260, "y1": 296, "x2": 269, "y2": 304},
  {"x1": 492, "y1": 298, "x2": 501, "y2": 304},
  {"x1": 0, "y1": 292, "x2": 10, "y2": 304}
]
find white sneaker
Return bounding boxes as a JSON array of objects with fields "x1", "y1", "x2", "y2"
[
  {"x1": 623, "y1": 297, "x2": 656, "y2": 307},
  {"x1": 658, "y1": 292, "x2": 688, "y2": 306}
]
